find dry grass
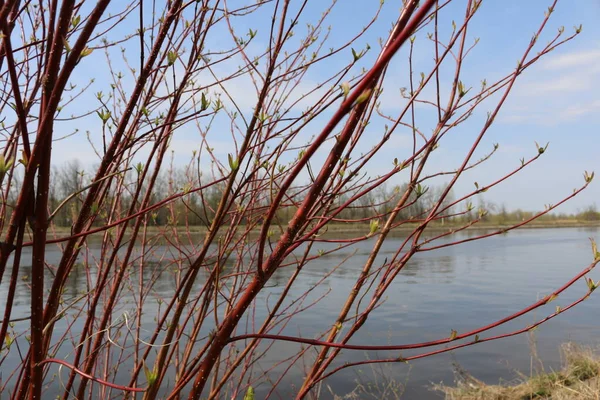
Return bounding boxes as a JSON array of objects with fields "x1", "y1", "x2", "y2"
[{"x1": 436, "y1": 343, "x2": 600, "y2": 400}]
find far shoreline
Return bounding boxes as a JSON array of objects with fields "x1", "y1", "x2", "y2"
[{"x1": 40, "y1": 220, "x2": 600, "y2": 238}]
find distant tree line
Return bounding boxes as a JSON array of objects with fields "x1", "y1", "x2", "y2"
[{"x1": 10, "y1": 161, "x2": 598, "y2": 228}]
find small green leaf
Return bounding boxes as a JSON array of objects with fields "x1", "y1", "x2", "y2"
[
  {"x1": 71, "y1": 15, "x2": 81, "y2": 28},
  {"x1": 4, "y1": 333, "x2": 13, "y2": 349},
  {"x1": 450, "y1": 329, "x2": 458, "y2": 340},
  {"x1": 244, "y1": 386, "x2": 255, "y2": 400},
  {"x1": 535, "y1": 141, "x2": 548, "y2": 155},
  {"x1": 80, "y1": 47, "x2": 93, "y2": 58},
  {"x1": 340, "y1": 82, "x2": 350, "y2": 99},
  {"x1": 96, "y1": 109, "x2": 111, "y2": 124},
  {"x1": 200, "y1": 92, "x2": 210, "y2": 112},
  {"x1": 143, "y1": 361, "x2": 157, "y2": 386},
  {"x1": 457, "y1": 80, "x2": 467, "y2": 97},
  {"x1": 590, "y1": 238, "x2": 599, "y2": 260},
  {"x1": 63, "y1": 37, "x2": 72, "y2": 53},
  {"x1": 213, "y1": 99, "x2": 222, "y2": 112},
  {"x1": 369, "y1": 219, "x2": 379, "y2": 235},
  {"x1": 355, "y1": 88, "x2": 372, "y2": 105},
  {"x1": 167, "y1": 50, "x2": 177, "y2": 66},
  {"x1": 0, "y1": 154, "x2": 13, "y2": 180},
  {"x1": 415, "y1": 184, "x2": 428, "y2": 198},
  {"x1": 228, "y1": 153, "x2": 239, "y2": 172},
  {"x1": 478, "y1": 208, "x2": 488, "y2": 219},
  {"x1": 586, "y1": 277, "x2": 597, "y2": 292},
  {"x1": 19, "y1": 150, "x2": 28, "y2": 166}
]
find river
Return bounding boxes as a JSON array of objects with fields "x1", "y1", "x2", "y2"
[{"x1": 1, "y1": 227, "x2": 599, "y2": 399}]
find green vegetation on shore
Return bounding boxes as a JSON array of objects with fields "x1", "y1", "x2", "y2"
[{"x1": 39, "y1": 219, "x2": 600, "y2": 239}]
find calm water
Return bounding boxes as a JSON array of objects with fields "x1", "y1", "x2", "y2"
[{"x1": 1, "y1": 227, "x2": 599, "y2": 399}]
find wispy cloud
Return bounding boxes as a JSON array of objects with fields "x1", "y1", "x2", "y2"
[
  {"x1": 499, "y1": 47, "x2": 600, "y2": 126},
  {"x1": 539, "y1": 49, "x2": 600, "y2": 70},
  {"x1": 515, "y1": 74, "x2": 588, "y2": 95},
  {"x1": 559, "y1": 99, "x2": 600, "y2": 119}
]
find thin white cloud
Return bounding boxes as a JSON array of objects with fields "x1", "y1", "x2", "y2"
[
  {"x1": 540, "y1": 49, "x2": 600, "y2": 70},
  {"x1": 499, "y1": 46, "x2": 600, "y2": 126},
  {"x1": 516, "y1": 74, "x2": 588, "y2": 95},
  {"x1": 559, "y1": 100, "x2": 600, "y2": 120}
]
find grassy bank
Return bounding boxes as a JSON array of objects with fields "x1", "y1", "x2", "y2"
[{"x1": 436, "y1": 343, "x2": 600, "y2": 400}]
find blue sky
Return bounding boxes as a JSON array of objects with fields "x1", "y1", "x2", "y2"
[{"x1": 52, "y1": 0, "x2": 599, "y2": 213}]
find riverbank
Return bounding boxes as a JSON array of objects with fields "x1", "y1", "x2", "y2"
[
  {"x1": 435, "y1": 343, "x2": 600, "y2": 400},
  {"x1": 41, "y1": 220, "x2": 600, "y2": 237}
]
